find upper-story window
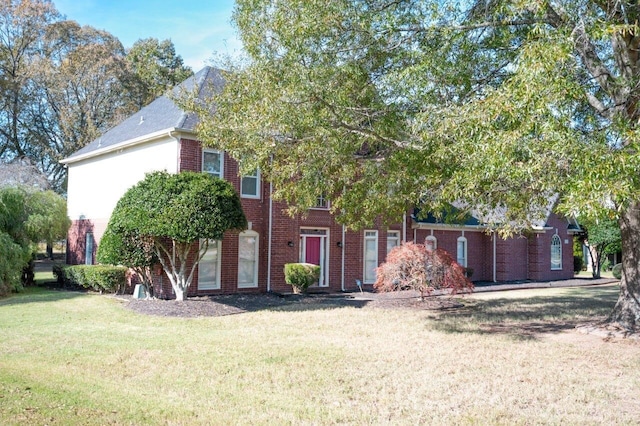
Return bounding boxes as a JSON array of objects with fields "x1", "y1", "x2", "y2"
[
  {"x1": 314, "y1": 194, "x2": 329, "y2": 209},
  {"x1": 202, "y1": 150, "x2": 223, "y2": 179},
  {"x1": 241, "y1": 169, "x2": 260, "y2": 199},
  {"x1": 551, "y1": 234, "x2": 562, "y2": 270}
]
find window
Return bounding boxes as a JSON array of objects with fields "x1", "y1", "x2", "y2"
[
  {"x1": 456, "y1": 236, "x2": 467, "y2": 267},
  {"x1": 387, "y1": 231, "x2": 401, "y2": 254},
  {"x1": 202, "y1": 150, "x2": 223, "y2": 178},
  {"x1": 551, "y1": 234, "x2": 562, "y2": 270},
  {"x1": 314, "y1": 194, "x2": 329, "y2": 209},
  {"x1": 198, "y1": 240, "x2": 221, "y2": 290},
  {"x1": 85, "y1": 233, "x2": 94, "y2": 265},
  {"x1": 425, "y1": 235, "x2": 437, "y2": 250},
  {"x1": 364, "y1": 230, "x2": 378, "y2": 283},
  {"x1": 241, "y1": 169, "x2": 260, "y2": 198},
  {"x1": 238, "y1": 231, "x2": 259, "y2": 288}
]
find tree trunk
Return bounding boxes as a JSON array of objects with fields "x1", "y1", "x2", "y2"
[
  {"x1": 608, "y1": 203, "x2": 640, "y2": 331},
  {"x1": 174, "y1": 286, "x2": 185, "y2": 301}
]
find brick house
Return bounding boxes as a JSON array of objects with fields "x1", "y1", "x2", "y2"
[{"x1": 61, "y1": 67, "x2": 578, "y2": 297}]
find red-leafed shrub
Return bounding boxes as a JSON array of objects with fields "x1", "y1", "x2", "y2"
[{"x1": 374, "y1": 242, "x2": 473, "y2": 300}]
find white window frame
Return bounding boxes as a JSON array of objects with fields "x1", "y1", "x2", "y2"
[
  {"x1": 238, "y1": 231, "x2": 259, "y2": 288},
  {"x1": 198, "y1": 239, "x2": 222, "y2": 290},
  {"x1": 551, "y1": 234, "x2": 562, "y2": 270},
  {"x1": 457, "y1": 236, "x2": 467, "y2": 268},
  {"x1": 85, "y1": 232, "x2": 94, "y2": 265},
  {"x1": 312, "y1": 194, "x2": 329, "y2": 210},
  {"x1": 202, "y1": 149, "x2": 224, "y2": 179},
  {"x1": 426, "y1": 235, "x2": 438, "y2": 250},
  {"x1": 387, "y1": 230, "x2": 401, "y2": 254},
  {"x1": 240, "y1": 169, "x2": 261, "y2": 199},
  {"x1": 364, "y1": 230, "x2": 378, "y2": 283}
]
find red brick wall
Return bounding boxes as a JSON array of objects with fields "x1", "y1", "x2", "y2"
[{"x1": 66, "y1": 218, "x2": 108, "y2": 265}]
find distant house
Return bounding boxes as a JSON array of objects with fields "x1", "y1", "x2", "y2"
[{"x1": 61, "y1": 67, "x2": 578, "y2": 298}]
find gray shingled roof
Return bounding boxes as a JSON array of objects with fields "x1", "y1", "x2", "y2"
[{"x1": 62, "y1": 66, "x2": 224, "y2": 162}]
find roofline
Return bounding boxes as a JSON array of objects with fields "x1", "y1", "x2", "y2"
[
  {"x1": 60, "y1": 127, "x2": 196, "y2": 165},
  {"x1": 411, "y1": 221, "x2": 551, "y2": 234}
]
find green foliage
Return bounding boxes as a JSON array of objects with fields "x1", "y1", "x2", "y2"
[
  {"x1": 579, "y1": 217, "x2": 621, "y2": 278},
  {"x1": 125, "y1": 37, "x2": 193, "y2": 107},
  {"x1": 112, "y1": 171, "x2": 247, "y2": 300},
  {"x1": 284, "y1": 263, "x2": 321, "y2": 293},
  {"x1": 613, "y1": 263, "x2": 623, "y2": 280},
  {"x1": 574, "y1": 256, "x2": 584, "y2": 274},
  {"x1": 58, "y1": 265, "x2": 127, "y2": 293},
  {"x1": 0, "y1": 186, "x2": 69, "y2": 295},
  {"x1": 374, "y1": 243, "x2": 473, "y2": 300}
]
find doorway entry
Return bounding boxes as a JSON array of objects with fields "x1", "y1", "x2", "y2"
[{"x1": 299, "y1": 228, "x2": 329, "y2": 287}]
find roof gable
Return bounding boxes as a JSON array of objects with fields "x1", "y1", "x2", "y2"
[{"x1": 62, "y1": 66, "x2": 224, "y2": 162}]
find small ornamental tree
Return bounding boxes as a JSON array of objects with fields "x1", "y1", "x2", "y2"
[
  {"x1": 578, "y1": 217, "x2": 621, "y2": 279},
  {"x1": 374, "y1": 242, "x2": 473, "y2": 301},
  {"x1": 112, "y1": 171, "x2": 247, "y2": 301}
]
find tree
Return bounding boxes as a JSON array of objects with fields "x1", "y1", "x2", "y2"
[
  {"x1": 97, "y1": 224, "x2": 157, "y2": 298},
  {"x1": 579, "y1": 217, "x2": 621, "y2": 279},
  {"x1": 374, "y1": 243, "x2": 472, "y2": 300},
  {"x1": 125, "y1": 38, "x2": 193, "y2": 108},
  {"x1": 186, "y1": 0, "x2": 640, "y2": 332},
  {"x1": 111, "y1": 171, "x2": 247, "y2": 301},
  {"x1": 0, "y1": 184, "x2": 69, "y2": 292}
]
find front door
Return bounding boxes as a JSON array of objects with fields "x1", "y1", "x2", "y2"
[{"x1": 300, "y1": 229, "x2": 328, "y2": 287}]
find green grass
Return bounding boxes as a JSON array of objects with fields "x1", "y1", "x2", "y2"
[{"x1": 1, "y1": 285, "x2": 639, "y2": 425}]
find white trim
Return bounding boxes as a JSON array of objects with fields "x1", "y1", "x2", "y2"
[
  {"x1": 425, "y1": 235, "x2": 437, "y2": 250},
  {"x1": 61, "y1": 127, "x2": 195, "y2": 164},
  {"x1": 240, "y1": 169, "x2": 261, "y2": 199},
  {"x1": 238, "y1": 231, "x2": 259, "y2": 288},
  {"x1": 363, "y1": 230, "x2": 378, "y2": 284},
  {"x1": 198, "y1": 240, "x2": 222, "y2": 290},
  {"x1": 299, "y1": 227, "x2": 330, "y2": 287},
  {"x1": 387, "y1": 230, "x2": 401, "y2": 254},
  {"x1": 551, "y1": 234, "x2": 562, "y2": 270},
  {"x1": 457, "y1": 236, "x2": 467, "y2": 268},
  {"x1": 202, "y1": 149, "x2": 224, "y2": 179}
]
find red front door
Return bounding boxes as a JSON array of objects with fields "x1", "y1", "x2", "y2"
[{"x1": 305, "y1": 236, "x2": 321, "y2": 265}]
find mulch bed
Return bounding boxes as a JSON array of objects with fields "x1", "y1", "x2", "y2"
[{"x1": 120, "y1": 292, "x2": 464, "y2": 318}]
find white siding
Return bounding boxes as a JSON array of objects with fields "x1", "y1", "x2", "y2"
[{"x1": 66, "y1": 137, "x2": 180, "y2": 223}]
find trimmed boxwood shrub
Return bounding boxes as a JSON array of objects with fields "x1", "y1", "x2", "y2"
[
  {"x1": 284, "y1": 263, "x2": 320, "y2": 293},
  {"x1": 57, "y1": 265, "x2": 127, "y2": 293},
  {"x1": 612, "y1": 263, "x2": 622, "y2": 280}
]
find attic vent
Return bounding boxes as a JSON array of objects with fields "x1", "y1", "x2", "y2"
[{"x1": 139, "y1": 116, "x2": 144, "y2": 125}]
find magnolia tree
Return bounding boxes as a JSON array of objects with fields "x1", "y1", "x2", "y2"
[
  {"x1": 109, "y1": 171, "x2": 247, "y2": 301},
  {"x1": 186, "y1": 0, "x2": 640, "y2": 332},
  {"x1": 374, "y1": 243, "x2": 473, "y2": 301}
]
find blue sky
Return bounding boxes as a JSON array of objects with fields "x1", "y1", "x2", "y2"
[{"x1": 54, "y1": 0, "x2": 242, "y2": 71}]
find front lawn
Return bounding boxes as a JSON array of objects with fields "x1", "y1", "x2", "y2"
[{"x1": 0, "y1": 285, "x2": 638, "y2": 424}]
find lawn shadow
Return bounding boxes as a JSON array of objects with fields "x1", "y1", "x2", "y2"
[
  {"x1": 426, "y1": 285, "x2": 620, "y2": 340},
  {"x1": 0, "y1": 287, "x2": 86, "y2": 307}
]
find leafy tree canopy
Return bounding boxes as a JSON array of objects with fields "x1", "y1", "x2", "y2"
[
  {"x1": 113, "y1": 171, "x2": 247, "y2": 300},
  {"x1": 188, "y1": 0, "x2": 640, "y2": 330}
]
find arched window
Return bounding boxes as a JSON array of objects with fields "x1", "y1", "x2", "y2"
[
  {"x1": 457, "y1": 236, "x2": 467, "y2": 267},
  {"x1": 551, "y1": 234, "x2": 562, "y2": 270},
  {"x1": 426, "y1": 235, "x2": 437, "y2": 251}
]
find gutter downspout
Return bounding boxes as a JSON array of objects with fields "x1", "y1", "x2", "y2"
[
  {"x1": 341, "y1": 224, "x2": 346, "y2": 292},
  {"x1": 402, "y1": 212, "x2": 407, "y2": 243},
  {"x1": 493, "y1": 230, "x2": 497, "y2": 282},
  {"x1": 267, "y1": 157, "x2": 274, "y2": 292}
]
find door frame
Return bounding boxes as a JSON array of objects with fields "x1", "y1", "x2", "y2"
[{"x1": 299, "y1": 227, "x2": 330, "y2": 287}]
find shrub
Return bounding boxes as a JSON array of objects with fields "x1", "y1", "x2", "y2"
[
  {"x1": 573, "y1": 256, "x2": 584, "y2": 274},
  {"x1": 374, "y1": 243, "x2": 473, "y2": 300},
  {"x1": 284, "y1": 263, "x2": 321, "y2": 293},
  {"x1": 58, "y1": 265, "x2": 127, "y2": 293},
  {"x1": 612, "y1": 263, "x2": 622, "y2": 280}
]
